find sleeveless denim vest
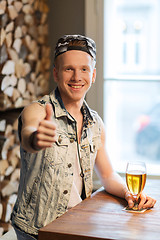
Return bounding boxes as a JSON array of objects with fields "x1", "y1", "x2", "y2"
[{"x1": 11, "y1": 88, "x2": 102, "y2": 235}]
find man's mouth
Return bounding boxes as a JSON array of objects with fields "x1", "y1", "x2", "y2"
[{"x1": 68, "y1": 84, "x2": 84, "y2": 89}]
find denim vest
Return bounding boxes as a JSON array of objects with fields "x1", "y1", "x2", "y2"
[{"x1": 11, "y1": 88, "x2": 102, "y2": 235}]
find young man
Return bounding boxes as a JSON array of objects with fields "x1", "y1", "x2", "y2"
[{"x1": 11, "y1": 35, "x2": 156, "y2": 240}]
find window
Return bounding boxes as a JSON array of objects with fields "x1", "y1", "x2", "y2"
[
  {"x1": 104, "y1": 0, "x2": 160, "y2": 175},
  {"x1": 85, "y1": 0, "x2": 160, "y2": 176}
]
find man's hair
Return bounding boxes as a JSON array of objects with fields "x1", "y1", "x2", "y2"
[{"x1": 68, "y1": 40, "x2": 87, "y2": 48}]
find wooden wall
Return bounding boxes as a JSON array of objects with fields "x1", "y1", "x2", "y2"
[{"x1": 0, "y1": 0, "x2": 50, "y2": 235}]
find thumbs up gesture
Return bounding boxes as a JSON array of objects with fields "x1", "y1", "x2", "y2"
[
  {"x1": 32, "y1": 103, "x2": 57, "y2": 150},
  {"x1": 45, "y1": 103, "x2": 53, "y2": 120}
]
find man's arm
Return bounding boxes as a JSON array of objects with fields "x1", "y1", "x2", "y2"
[
  {"x1": 95, "y1": 122, "x2": 156, "y2": 209},
  {"x1": 20, "y1": 103, "x2": 56, "y2": 153},
  {"x1": 94, "y1": 123, "x2": 128, "y2": 199}
]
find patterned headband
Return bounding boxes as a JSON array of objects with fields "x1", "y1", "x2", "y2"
[{"x1": 54, "y1": 34, "x2": 96, "y2": 62}]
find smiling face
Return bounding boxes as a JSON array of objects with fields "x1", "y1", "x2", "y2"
[{"x1": 53, "y1": 50, "x2": 96, "y2": 106}]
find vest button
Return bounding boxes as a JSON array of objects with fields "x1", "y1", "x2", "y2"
[
  {"x1": 58, "y1": 135, "x2": 62, "y2": 143},
  {"x1": 63, "y1": 190, "x2": 68, "y2": 194},
  {"x1": 68, "y1": 163, "x2": 72, "y2": 168},
  {"x1": 70, "y1": 138, "x2": 74, "y2": 143}
]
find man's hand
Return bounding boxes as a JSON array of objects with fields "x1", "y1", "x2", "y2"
[
  {"x1": 125, "y1": 190, "x2": 156, "y2": 209},
  {"x1": 31, "y1": 103, "x2": 57, "y2": 150}
]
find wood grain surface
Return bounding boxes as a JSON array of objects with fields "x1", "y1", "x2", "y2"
[{"x1": 38, "y1": 179, "x2": 160, "y2": 240}]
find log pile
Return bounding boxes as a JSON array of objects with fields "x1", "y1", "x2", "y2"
[
  {"x1": 0, "y1": 109, "x2": 21, "y2": 236},
  {"x1": 0, "y1": 0, "x2": 51, "y2": 111},
  {"x1": 0, "y1": 0, "x2": 51, "y2": 236}
]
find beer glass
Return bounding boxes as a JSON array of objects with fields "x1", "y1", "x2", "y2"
[{"x1": 126, "y1": 161, "x2": 146, "y2": 210}]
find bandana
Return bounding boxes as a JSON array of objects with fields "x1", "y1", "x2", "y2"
[{"x1": 54, "y1": 34, "x2": 96, "y2": 62}]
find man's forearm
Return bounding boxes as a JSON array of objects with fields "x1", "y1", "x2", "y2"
[
  {"x1": 21, "y1": 126, "x2": 39, "y2": 153},
  {"x1": 101, "y1": 172, "x2": 128, "y2": 199}
]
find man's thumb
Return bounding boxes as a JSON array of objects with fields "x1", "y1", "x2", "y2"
[{"x1": 45, "y1": 103, "x2": 53, "y2": 120}]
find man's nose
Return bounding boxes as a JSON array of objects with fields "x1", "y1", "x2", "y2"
[{"x1": 72, "y1": 70, "x2": 81, "y2": 81}]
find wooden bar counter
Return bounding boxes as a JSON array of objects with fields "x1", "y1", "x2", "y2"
[{"x1": 38, "y1": 179, "x2": 160, "y2": 240}]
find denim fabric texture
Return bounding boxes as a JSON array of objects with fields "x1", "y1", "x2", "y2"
[
  {"x1": 11, "y1": 87, "x2": 102, "y2": 236},
  {"x1": 14, "y1": 225, "x2": 38, "y2": 240}
]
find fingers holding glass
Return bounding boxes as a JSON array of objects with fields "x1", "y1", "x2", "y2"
[{"x1": 126, "y1": 162, "x2": 146, "y2": 211}]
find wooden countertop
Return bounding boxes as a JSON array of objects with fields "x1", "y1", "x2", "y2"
[{"x1": 38, "y1": 178, "x2": 160, "y2": 240}]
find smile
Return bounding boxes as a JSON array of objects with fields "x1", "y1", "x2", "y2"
[{"x1": 68, "y1": 84, "x2": 83, "y2": 89}]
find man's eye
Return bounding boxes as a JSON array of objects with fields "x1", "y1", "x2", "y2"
[
  {"x1": 66, "y1": 68, "x2": 72, "y2": 71},
  {"x1": 82, "y1": 68, "x2": 87, "y2": 71}
]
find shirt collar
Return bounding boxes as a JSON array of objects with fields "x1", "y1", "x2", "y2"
[{"x1": 49, "y1": 87, "x2": 96, "y2": 127}]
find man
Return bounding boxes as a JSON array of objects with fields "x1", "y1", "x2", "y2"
[{"x1": 11, "y1": 35, "x2": 156, "y2": 240}]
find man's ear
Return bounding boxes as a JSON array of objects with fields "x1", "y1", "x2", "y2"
[
  {"x1": 53, "y1": 67, "x2": 58, "y2": 83},
  {"x1": 92, "y1": 68, "x2": 96, "y2": 84}
]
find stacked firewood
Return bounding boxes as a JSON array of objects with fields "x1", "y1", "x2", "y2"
[
  {"x1": 0, "y1": 109, "x2": 21, "y2": 236},
  {"x1": 0, "y1": 0, "x2": 50, "y2": 236},
  {"x1": 0, "y1": 0, "x2": 50, "y2": 111}
]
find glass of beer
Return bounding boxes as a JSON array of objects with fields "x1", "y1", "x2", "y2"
[{"x1": 126, "y1": 161, "x2": 146, "y2": 210}]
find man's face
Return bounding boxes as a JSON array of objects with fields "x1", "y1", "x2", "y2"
[{"x1": 53, "y1": 50, "x2": 96, "y2": 105}]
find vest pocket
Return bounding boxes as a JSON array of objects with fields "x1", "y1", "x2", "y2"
[
  {"x1": 56, "y1": 133, "x2": 69, "y2": 146},
  {"x1": 90, "y1": 136, "x2": 101, "y2": 153},
  {"x1": 45, "y1": 132, "x2": 69, "y2": 169},
  {"x1": 89, "y1": 136, "x2": 101, "y2": 168}
]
